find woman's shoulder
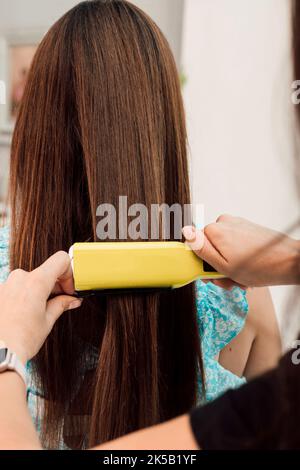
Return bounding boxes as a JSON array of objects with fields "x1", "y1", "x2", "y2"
[
  {"x1": 195, "y1": 280, "x2": 248, "y2": 314},
  {"x1": 0, "y1": 225, "x2": 10, "y2": 282}
]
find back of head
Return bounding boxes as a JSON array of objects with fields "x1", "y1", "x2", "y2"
[{"x1": 10, "y1": 0, "x2": 203, "y2": 448}]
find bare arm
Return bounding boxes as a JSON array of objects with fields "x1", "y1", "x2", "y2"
[
  {"x1": 0, "y1": 372, "x2": 199, "y2": 451},
  {"x1": 0, "y1": 373, "x2": 41, "y2": 450},
  {"x1": 219, "y1": 287, "x2": 281, "y2": 379},
  {"x1": 94, "y1": 415, "x2": 199, "y2": 451},
  {"x1": 243, "y1": 287, "x2": 281, "y2": 379},
  {"x1": 0, "y1": 370, "x2": 199, "y2": 451}
]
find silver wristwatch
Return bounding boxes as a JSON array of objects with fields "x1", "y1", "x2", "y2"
[{"x1": 0, "y1": 342, "x2": 27, "y2": 387}]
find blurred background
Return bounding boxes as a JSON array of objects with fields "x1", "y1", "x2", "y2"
[{"x1": 0, "y1": 0, "x2": 299, "y2": 341}]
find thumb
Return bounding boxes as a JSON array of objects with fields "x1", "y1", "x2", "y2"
[
  {"x1": 46, "y1": 295, "x2": 83, "y2": 324},
  {"x1": 182, "y1": 226, "x2": 226, "y2": 273}
]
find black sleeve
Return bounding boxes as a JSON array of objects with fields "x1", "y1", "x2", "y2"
[{"x1": 190, "y1": 348, "x2": 300, "y2": 450}]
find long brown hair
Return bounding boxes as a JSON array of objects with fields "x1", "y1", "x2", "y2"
[{"x1": 9, "y1": 0, "x2": 203, "y2": 449}]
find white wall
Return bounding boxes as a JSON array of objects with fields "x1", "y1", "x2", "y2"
[{"x1": 182, "y1": 0, "x2": 298, "y2": 338}]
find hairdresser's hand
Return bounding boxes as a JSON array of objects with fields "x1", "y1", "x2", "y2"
[
  {"x1": 183, "y1": 216, "x2": 300, "y2": 287},
  {"x1": 0, "y1": 252, "x2": 82, "y2": 364}
]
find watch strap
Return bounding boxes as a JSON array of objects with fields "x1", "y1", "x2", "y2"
[{"x1": 8, "y1": 352, "x2": 27, "y2": 387}]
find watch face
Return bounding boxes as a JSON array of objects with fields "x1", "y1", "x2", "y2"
[{"x1": 0, "y1": 348, "x2": 8, "y2": 364}]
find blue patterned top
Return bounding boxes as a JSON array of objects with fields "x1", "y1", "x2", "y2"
[{"x1": 0, "y1": 225, "x2": 248, "y2": 448}]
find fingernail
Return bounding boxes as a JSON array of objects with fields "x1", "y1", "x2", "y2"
[
  {"x1": 69, "y1": 299, "x2": 83, "y2": 310},
  {"x1": 182, "y1": 226, "x2": 196, "y2": 241},
  {"x1": 184, "y1": 229, "x2": 205, "y2": 252}
]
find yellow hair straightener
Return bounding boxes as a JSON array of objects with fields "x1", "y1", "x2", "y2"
[{"x1": 69, "y1": 242, "x2": 224, "y2": 296}]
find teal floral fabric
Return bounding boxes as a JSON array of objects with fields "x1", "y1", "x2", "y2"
[
  {"x1": 195, "y1": 280, "x2": 248, "y2": 401},
  {"x1": 0, "y1": 225, "x2": 9, "y2": 284},
  {"x1": 0, "y1": 225, "x2": 248, "y2": 447}
]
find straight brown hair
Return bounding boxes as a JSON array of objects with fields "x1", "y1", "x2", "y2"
[{"x1": 9, "y1": 0, "x2": 204, "y2": 449}]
